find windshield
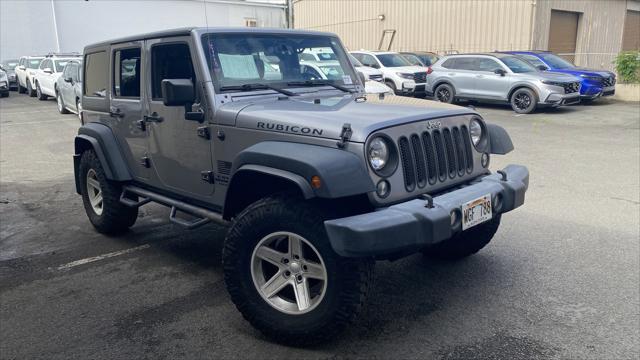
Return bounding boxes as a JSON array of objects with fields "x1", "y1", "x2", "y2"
[
  {"x1": 202, "y1": 33, "x2": 358, "y2": 92},
  {"x1": 28, "y1": 59, "x2": 43, "y2": 69},
  {"x1": 54, "y1": 60, "x2": 68, "y2": 72},
  {"x1": 540, "y1": 53, "x2": 575, "y2": 69},
  {"x1": 401, "y1": 54, "x2": 424, "y2": 66},
  {"x1": 3, "y1": 61, "x2": 18, "y2": 70},
  {"x1": 500, "y1": 56, "x2": 537, "y2": 73},
  {"x1": 348, "y1": 54, "x2": 363, "y2": 67},
  {"x1": 376, "y1": 53, "x2": 412, "y2": 67}
]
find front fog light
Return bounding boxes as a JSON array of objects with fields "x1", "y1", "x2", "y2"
[
  {"x1": 469, "y1": 118, "x2": 483, "y2": 147},
  {"x1": 481, "y1": 153, "x2": 490, "y2": 168},
  {"x1": 368, "y1": 137, "x2": 389, "y2": 171},
  {"x1": 376, "y1": 180, "x2": 390, "y2": 198}
]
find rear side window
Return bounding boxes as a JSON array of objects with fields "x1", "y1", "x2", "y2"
[
  {"x1": 151, "y1": 43, "x2": 195, "y2": 99},
  {"x1": 84, "y1": 51, "x2": 108, "y2": 97},
  {"x1": 114, "y1": 48, "x2": 141, "y2": 98},
  {"x1": 441, "y1": 58, "x2": 456, "y2": 69}
]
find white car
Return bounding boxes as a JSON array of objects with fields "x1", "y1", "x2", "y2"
[
  {"x1": 33, "y1": 55, "x2": 81, "y2": 100},
  {"x1": 15, "y1": 56, "x2": 45, "y2": 96},
  {"x1": 348, "y1": 54, "x2": 383, "y2": 83},
  {"x1": 350, "y1": 51, "x2": 429, "y2": 96},
  {"x1": 364, "y1": 80, "x2": 393, "y2": 95}
]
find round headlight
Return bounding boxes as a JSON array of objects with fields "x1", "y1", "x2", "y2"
[
  {"x1": 368, "y1": 137, "x2": 389, "y2": 171},
  {"x1": 469, "y1": 118, "x2": 483, "y2": 146}
]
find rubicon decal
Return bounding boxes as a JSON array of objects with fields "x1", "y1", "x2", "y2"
[{"x1": 257, "y1": 122, "x2": 323, "y2": 136}]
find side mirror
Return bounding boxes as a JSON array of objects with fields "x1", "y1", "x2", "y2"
[
  {"x1": 43, "y1": 68, "x2": 53, "y2": 74},
  {"x1": 494, "y1": 68, "x2": 506, "y2": 76},
  {"x1": 537, "y1": 65, "x2": 548, "y2": 71},
  {"x1": 357, "y1": 71, "x2": 366, "y2": 85},
  {"x1": 161, "y1": 79, "x2": 195, "y2": 106},
  {"x1": 18, "y1": 65, "x2": 25, "y2": 71},
  {"x1": 64, "y1": 77, "x2": 73, "y2": 83},
  {"x1": 371, "y1": 63, "x2": 381, "y2": 69}
]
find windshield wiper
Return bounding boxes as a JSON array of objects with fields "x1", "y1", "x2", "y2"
[
  {"x1": 286, "y1": 80, "x2": 355, "y2": 93},
  {"x1": 219, "y1": 83, "x2": 298, "y2": 97}
]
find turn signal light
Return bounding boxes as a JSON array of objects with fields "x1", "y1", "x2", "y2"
[
  {"x1": 310, "y1": 176, "x2": 322, "y2": 189},
  {"x1": 426, "y1": 67, "x2": 433, "y2": 75}
]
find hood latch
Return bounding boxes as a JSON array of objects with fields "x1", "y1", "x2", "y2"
[{"x1": 336, "y1": 123, "x2": 352, "y2": 149}]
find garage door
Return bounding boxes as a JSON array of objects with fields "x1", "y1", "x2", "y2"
[
  {"x1": 548, "y1": 10, "x2": 580, "y2": 63},
  {"x1": 622, "y1": 10, "x2": 640, "y2": 51}
]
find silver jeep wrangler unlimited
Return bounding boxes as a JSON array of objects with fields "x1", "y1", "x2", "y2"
[{"x1": 74, "y1": 28, "x2": 529, "y2": 344}]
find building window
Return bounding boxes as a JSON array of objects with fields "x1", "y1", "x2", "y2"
[{"x1": 245, "y1": 18, "x2": 258, "y2": 27}]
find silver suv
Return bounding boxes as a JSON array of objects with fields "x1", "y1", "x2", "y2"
[{"x1": 427, "y1": 53, "x2": 581, "y2": 113}]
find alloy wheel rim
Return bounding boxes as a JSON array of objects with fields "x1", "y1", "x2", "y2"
[
  {"x1": 57, "y1": 94, "x2": 63, "y2": 111},
  {"x1": 86, "y1": 169, "x2": 103, "y2": 215},
  {"x1": 514, "y1": 93, "x2": 531, "y2": 110},
  {"x1": 251, "y1": 231, "x2": 327, "y2": 315},
  {"x1": 437, "y1": 88, "x2": 450, "y2": 102}
]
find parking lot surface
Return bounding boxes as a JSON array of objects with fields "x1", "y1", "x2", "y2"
[{"x1": 1, "y1": 94, "x2": 638, "y2": 359}]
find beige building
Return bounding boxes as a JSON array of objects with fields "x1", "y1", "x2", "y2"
[{"x1": 292, "y1": 0, "x2": 640, "y2": 71}]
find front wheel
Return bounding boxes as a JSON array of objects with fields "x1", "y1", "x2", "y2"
[
  {"x1": 77, "y1": 99, "x2": 84, "y2": 124},
  {"x1": 36, "y1": 82, "x2": 47, "y2": 100},
  {"x1": 385, "y1": 80, "x2": 397, "y2": 94},
  {"x1": 422, "y1": 215, "x2": 501, "y2": 260},
  {"x1": 27, "y1": 79, "x2": 36, "y2": 97},
  {"x1": 434, "y1": 83, "x2": 455, "y2": 103},
  {"x1": 57, "y1": 91, "x2": 69, "y2": 114},
  {"x1": 18, "y1": 81, "x2": 26, "y2": 94},
  {"x1": 223, "y1": 196, "x2": 374, "y2": 345},
  {"x1": 79, "y1": 150, "x2": 138, "y2": 234},
  {"x1": 510, "y1": 88, "x2": 537, "y2": 114}
]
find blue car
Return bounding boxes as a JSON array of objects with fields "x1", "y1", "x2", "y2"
[{"x1": 504, "y1": 51, "x2": 616, "y2": 102}]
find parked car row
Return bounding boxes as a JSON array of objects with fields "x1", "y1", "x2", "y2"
[
  {"x1": 347, "y1": 49, "x2": 616, "y2": 113},
  {"x1": 2, "y1": 53, "x2": 84, "y2": 121}
]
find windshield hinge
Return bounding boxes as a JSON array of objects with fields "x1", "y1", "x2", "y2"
[{"x1": 336, "y1": 123, "x2": 352, "y2": 149}]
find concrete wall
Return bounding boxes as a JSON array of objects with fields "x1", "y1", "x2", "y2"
[
  {"x1": 0, "y1": 0, "x2": 286, "y2": 61},
  {"x1": 532, "y1": 0, "x2": 630, "y2": 71},
  {"x1": 293, "y1": 0, "x2": 535, "y2": 53}
]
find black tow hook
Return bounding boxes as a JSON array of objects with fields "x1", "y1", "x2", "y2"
[
  {"x1": 497, "y1": 170, "x2": 508, "y2": 181},
  {"x1": 421, "y1": 194, "x2": 434, "y2": 209}
]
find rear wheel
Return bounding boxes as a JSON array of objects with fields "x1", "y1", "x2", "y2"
[
  {"x1": 56, "y1": 90, "x2": 69, "y2": 114},
  {"x1": 434, "y1": 83, "x2": 455, "y2": 103},
  {"x1": 223, "y1": 196, "x2": 374, "y2": 345},
  {"x1": 422, "y1": 215, "x2": 501, "y2": 260},
  {"x1": 510, "y1": 88, "x2": 537, "y2": 114},
  {"x1": 79, "y1": 150, "x2": 138, "y2": 234},
  {"x1": 27, "y1": 79, "x2": 36, "y2": 97},
  {"x1": 18, "y1": 81, "x2": 26, "y2": 94}
]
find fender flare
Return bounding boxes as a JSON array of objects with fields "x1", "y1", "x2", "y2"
[
  {"x1": 486, "y1": 124, "x2": 514, "y2": 155},
  {"x1": 230, "y1": 141, "x2": 375, "y2": 199},
  {"x1": 507, "y1": 84, "x2": 539, "y2": 102},
  {"x1": 73, "y1": 122, "x2": 131, "y2": 193}
]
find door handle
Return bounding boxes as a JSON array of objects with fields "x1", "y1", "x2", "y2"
[
  {"x1": 109, "y1": 107, "x2": 124, "y2": 118},
  {"x1": 448, "y1": 73, "x2": 455, "y2": 76},
  {"x1": 144, "y1": 112, "x2": 163, "y2": 123}
]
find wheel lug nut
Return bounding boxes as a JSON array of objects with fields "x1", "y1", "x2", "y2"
[
  {"x1": 293, "y1": 255, "x2": 299, "y2": 259},
  {"x1": 282, "y1": 258, "x2": 289, "y2": 264},
  {"x1": 302, "y1": 265, "x2": 308, "y2": 271},
  {"x1": 296, "y1": 275, "x2": 303, "y2": 282},
  {"x1": 285, "y1": 271, "x2": 291, "y2": 277}
]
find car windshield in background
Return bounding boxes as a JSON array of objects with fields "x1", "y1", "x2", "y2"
[
  {"x1": 55, "y1": 61, "x2": 68, "y2": 72},
  {"x1": 377, "y1": 53, "x2": 412, "y2": 67},
  {"x1": 28, "y1": 59, "x2": 43, "y2": 69},
  {"x1": 540, "y1": 53, "x2": 576, "y2": 70},
  {"x1": 4, "y1": 61, "x2": 18, "y2": 70},
  {"x1": 202, "y1": 33, "x2": 357, "y2": 92},
  {"x1": 501, "y1": 56, "x2": 537, "y2": 73},
  {"x1": 417, "y1": 54, "x2": 438, "y2": 66},
  {"x1": 402, "y1": 54, "x2": 424, "y2": 66},
  {"x1": 348, "y1": 54, "x2": 363, "y2": 67}
]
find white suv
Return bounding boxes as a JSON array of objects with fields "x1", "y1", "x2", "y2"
[
  {"x1": 33, "y1": 54, "x2": 81, "y2": 100},
  {"x1": 15, "y1": 56, "x2": 45, "y2": 96},
  {"x1": 350, "y1": 51, "x2": 429, "y2": 96}
]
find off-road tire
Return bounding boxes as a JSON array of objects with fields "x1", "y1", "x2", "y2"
[
  {"x1": 36, "y1": 81, "x2": 47, "y2": 100},
  {"x1": 385, "y1": 80, "x2": 397, "y2": 94},
  {"x1": 79, "y1": 150, "x2": 138, "y2": 234},
  {"x1": 56, "y1": 90, "x2": 69, "y2": 114},
  {"x1": 434, "y1": 83, "x2": 455, "y2": 103},
  {"x1": 422, "y1": 215, "x2": 501, "y2": 260},
  {"x1": 223, "y1": 196, "x2": 374, "y2": 345},
  {"x1": 510, "y1": 88, "x2": 537, "y2": 114},
  {"x1": 27, "y1": 79, "x2": 36, "y2": 97}
]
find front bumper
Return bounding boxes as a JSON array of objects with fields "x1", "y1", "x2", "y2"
[
  {"x1": 325, "y1": 165, "x2": 529, "y2": 257},
  {"x1": 542, "y1": 92, "x2": 580, "y2": 106}
]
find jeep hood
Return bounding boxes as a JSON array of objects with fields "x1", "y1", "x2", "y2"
[{"x1": 223, "y1": 94, "x2": 475, "y2": 143}]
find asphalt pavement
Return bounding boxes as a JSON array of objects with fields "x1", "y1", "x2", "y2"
[{"x1": 1, "y1": 92, "x2": 638, "y2": 359}]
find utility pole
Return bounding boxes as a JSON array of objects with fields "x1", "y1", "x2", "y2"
[{"x1": 287, "y1": 0, "x2": 294, "y2": 29}]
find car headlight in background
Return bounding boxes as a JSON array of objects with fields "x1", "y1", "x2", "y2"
[
  {"x1": 579, "y1": 74, "x2": 602, "y2": 82},
  {"x1": 396, "y1": 72, "x2": 415, "y2": 80},
  {"x1": 469, "y1": 118, "x2": 484, "y2": 147},
  {"x1": 368, "y1": 137, "x2": 389, "y2": 171},
  {"x1": 541, "y1": 80, "x2": 564, "y2": 86}
]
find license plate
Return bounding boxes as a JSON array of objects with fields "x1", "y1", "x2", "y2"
[{"x1": 461, "y1": 194, "x2": 492, "y2": 230}]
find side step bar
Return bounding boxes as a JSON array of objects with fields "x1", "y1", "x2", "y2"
[{"x1": 120, "y1": 185, "x2": 228, "y2": 229}]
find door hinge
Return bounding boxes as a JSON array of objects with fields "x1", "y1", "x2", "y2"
[
  {"x1": 141, "y1": 156, "x2": 151, "y2": 168},
  {"x1": 201, "y1": 171, "x2": 215, "y2": 184},
  {"x1": 136, "y1": 119, "x2": 146, "y2": 131},
  {"x1": 197, "y1": 126, "x2": 210, "y2": 140},
  {"x1": 336, "y1": 123, "x2": 352, "y2": 149}
]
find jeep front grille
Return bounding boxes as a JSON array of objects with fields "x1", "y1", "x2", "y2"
[{"x1": 398, "y1": 125, "x2": 474, "y2": 191}]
